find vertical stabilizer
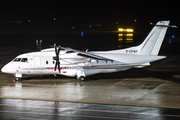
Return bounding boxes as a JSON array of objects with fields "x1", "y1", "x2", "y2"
[
  {"x1": 137, "y1": 21, "x2": 170, "y2": 55},
  {"x1": 106, "y1": 21, "x2": 177, "y2": 55}
]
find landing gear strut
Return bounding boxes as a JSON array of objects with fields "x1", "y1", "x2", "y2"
[{"x1": 14, "y1": 74, "x2": 22, "y2": 82}]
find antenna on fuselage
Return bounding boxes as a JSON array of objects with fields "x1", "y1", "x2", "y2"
[{"x1": 36, "y1": 40, "x2": 42, "y2": 51}]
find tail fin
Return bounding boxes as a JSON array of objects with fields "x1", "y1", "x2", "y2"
[
  {"x1": 109, "y1": 21, "x2": 177, "y2": 55},
  {"x1": 137, "y1": 21, "x2": 170, "y2": 55}
]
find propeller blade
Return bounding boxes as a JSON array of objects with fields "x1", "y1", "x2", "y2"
[
  {"x1": 54, "y1": 44, "x2": 58, "y2": 56},
  {"x1": 39, "y1": 40, "x2": 42, "y2": 50},
  {"x1": 36, "y1": 40, "x2": 42, "y2": 51},
  {"x1": 36, "y1": 40, "x2": 38, "y2": 47},
  {"x1": 53, "y1": 44, "x2": 61, "y2": 73},
  {"x1": 57, "y1": 45, "x2": 61, "y2": 55},
  {"x1": 57, "y1": 61, "x2": 61, "y2": 73},
  {"x1": 54, "y1": 62, "x2": 57, "y2": 71},
  {"x1": 57, "y1": 46, "x2": 61, "y2": 73}
]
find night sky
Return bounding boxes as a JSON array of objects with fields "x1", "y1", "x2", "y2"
[
  {"x1": 0, "y1": 1, "x2": 179, "y2": 26},
  {"x1": 0, "y1": 1, "x2": 179, "y2": 52}
]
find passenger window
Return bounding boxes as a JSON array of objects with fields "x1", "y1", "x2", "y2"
[
  {"x1": 21, "y1": 58, "x2": 28, "y2": 63},
  {"x1": 46, "y1": 61, "x2": 48, "y2": 64},
  {"x1": 13, "y1": 58, "x2": 21, "y2": 62}
]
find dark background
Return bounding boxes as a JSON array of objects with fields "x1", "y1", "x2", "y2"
[{"x1": 0, "y1": 1, "x2": 179, "y2": 54}]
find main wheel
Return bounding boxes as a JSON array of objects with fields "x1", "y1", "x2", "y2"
[{"x1": 79, "y1": 76, "x2": 85, "y2": 81}]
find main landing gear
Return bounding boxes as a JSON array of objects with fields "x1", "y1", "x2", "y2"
[
  {"x1": 78, "y1": 76, "x2": 85, "y2": 81},
  {"x1": 76, "y1": 75, "x2": 86, "y2": 81},
  {"x1": 76, "y1": 69, "x2": 86, "y2": 81}
]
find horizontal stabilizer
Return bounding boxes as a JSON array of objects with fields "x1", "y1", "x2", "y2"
[{"x1": 150, "y1": 22, "x2": 178, "y2": 28}]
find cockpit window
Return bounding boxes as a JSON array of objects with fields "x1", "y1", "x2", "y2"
[
  {"x1": 13, "y1": 58, "x2": 28, "y2": 63},
  {"x1": 13, "y1": 58, "x2": 21, "y2": 62},
  {"x1": 21, "y1": 58, "x2": 28, "y2": 63}
]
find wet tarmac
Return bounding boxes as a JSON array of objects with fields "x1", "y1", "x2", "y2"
[
  {"x1": 0, "y1": 98, "x2": 180, "y2": 120},
  {"x1": 1, "y1": 45, "x2": 180, "y2": 119},
  {"x1": 1, "y1": 54, "x2": 180, "y2": 108}
]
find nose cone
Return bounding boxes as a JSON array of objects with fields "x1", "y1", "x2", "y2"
[
  {"x1": 1, "y1": 65, "x2": 8, "y2": 73},
  {"x1": 1, "y1": 62, "x2": 13, "y2": 74}
]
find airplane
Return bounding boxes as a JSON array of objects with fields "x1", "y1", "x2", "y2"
[{"x1": 1, "y1": 21, "x2": 177, "y2": 81}]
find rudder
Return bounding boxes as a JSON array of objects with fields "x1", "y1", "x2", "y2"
[{"x1": 137, "y1": 21, "x2": 170, "y2": 55}]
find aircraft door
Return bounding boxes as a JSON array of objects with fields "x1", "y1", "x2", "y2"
[{"x1": 34, "y1": 56, "x2": 41, "y2": 72}]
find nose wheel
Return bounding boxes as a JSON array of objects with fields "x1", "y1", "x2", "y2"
[{"x1": 13, "y1": 77, "x2": 20, "y2": 82}]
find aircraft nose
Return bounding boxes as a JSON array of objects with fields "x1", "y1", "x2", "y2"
[
  {"x1": 1, "y1": 65, "x2": 8, "y2": 73},
  {"x1": 1, "y1": 62, "x2": 12, "y2": 73}
]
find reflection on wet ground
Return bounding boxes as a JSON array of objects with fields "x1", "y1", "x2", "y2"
[{"x1": 0, "y1": 98, "x2": 180, "y2": 120}]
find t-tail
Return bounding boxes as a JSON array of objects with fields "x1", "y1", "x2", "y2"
[
  {"x1": 137, "y1": 21, "x2": 170, "y2": 55},
  {"x1": 114, "y1": 21, "x2": 177, "y2": 55}
]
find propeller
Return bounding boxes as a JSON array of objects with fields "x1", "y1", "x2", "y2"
[
  {"x1": 36, "y1": 40, "x2": 42, "y2": 51},
  {"x1": 53, "y1": 44, "x2": 61, "y2": 73}
]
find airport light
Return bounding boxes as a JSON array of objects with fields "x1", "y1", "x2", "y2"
[
  {"x1": 169, "y1": 39, "x2": 171, "y2": 44},
  {"x1": 118, "y1": 28, "x2": 123, "y2": 32},
  {"x1": 125, "y1": 34, "x2": 133, "y2": 36},
  {"x1": 81, "y1": 32, "x2": 84, "y2": 37},
  {"x1": 118, "y1": 34, "x2": 123, "y2": 36},
  {"x1": 118, "y1": 28, "x2": 133, "y2": 32},
  {"x1": 126, "y1": 38, "x2": 133, "y2": 40},
  {"x1": 118, "y1": 38, "x2": 123, "y2": 41},
  {"x1": 118, "y1": 28, "x2": 134, "y2": 46},
  {"x1": 126, "y1": 29, "x2": 133, "y2": 32}
]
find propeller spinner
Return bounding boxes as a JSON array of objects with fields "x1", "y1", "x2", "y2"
[{"x1": 53, "y1": 44, "x2": 61, "y2": 73}]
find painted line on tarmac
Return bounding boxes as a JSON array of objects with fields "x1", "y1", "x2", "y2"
[{"x1": 0, "y1": 80, "x2": 9, "y2": 82}]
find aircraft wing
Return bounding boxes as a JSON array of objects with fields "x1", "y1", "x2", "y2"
[{"x1": 61, "y1": 47, "x2": 113, "y2": 61}]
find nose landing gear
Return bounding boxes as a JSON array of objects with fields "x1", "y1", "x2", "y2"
[
  {"x1": 13, "y1": 77, "x2": 20, "y2": 82},
  {"x1": 14, "y1": 74, "x2": 22, "y2": 82}
]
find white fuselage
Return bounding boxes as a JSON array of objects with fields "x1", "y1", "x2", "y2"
[
  {"x1": 1, "y1": 21, "x2": 173, "y2": 80},
  {"x1": 1, "y1": 48, "x2": 165, "y2": 78}
]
